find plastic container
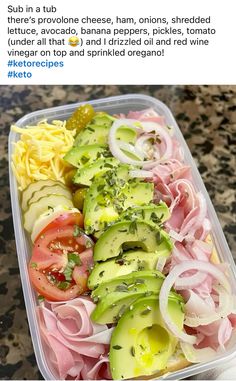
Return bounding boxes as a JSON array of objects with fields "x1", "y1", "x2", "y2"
[{"x1": 8, "y1": 94, "x2": 236, "y2": 380}]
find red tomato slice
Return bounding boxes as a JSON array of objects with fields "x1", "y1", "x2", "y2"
[
  {"x1": 29, "y1": 225, "x2": 93, "y2": 301},
  {"x1": 35, "y1": 211, "x2": 84, "y2": 241}
]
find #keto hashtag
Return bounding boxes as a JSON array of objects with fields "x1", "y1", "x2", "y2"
[{"x1": 7, "y1": 70, "x2": 32, "y2": 78}]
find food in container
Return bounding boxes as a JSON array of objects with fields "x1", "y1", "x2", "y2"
[{"x1": 9, "y1": 94, "x2": 236, "y2": 380}]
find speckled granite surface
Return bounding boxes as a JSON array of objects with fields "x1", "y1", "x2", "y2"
[{"x1": 0, "y1": 85, "x2": 235, "y2": 380}]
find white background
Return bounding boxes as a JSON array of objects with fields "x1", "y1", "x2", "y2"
[{"x1": 1, "y1": 0, "x2": 236, "y2": 84}]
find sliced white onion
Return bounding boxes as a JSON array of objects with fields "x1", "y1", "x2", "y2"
[
  {"x1": 175, "y1": 271, "x2": 208, "y2": 290},
  {"x1": 135, "y1": 134, "x2": 155, "y2": 159},
  {"x1": 186, "y1": 193, "x2": 207, "y2": 237},
  {"x1": 108, "y1": 119, "x2": 154, "y2": 166},
  {"x1": 109, "y1": 119, "x2": 173, "y2": 167},
  {"x1": 184, "y1": 285, "x2": 233, "y2": 327},
  {"x1": 141, "y1": 122, "x2": 173, "y2": 167},
  {"x1": 156, "y1": 256, "x2": 167, "y2": 272},
  {"x1": 169, "y1": 230, "x2": 184, "y2": 242},
  {"x1": 159, "y1": 260, "x2": 231, "y2": 344},
  {"x1": 129, "y1": 170, "x2": 153, "y2": 178},
  {"x1": 180, "y1": 342, "x2": 217, "y2": 363},
  {"x1": 117, "y1": 141, "x2": 144, "y2": 160},
  {"x1": 61, "y1": 327, "x2": 114, "y2": 344}
]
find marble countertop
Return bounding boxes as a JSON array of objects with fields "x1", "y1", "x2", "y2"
[{"x1": 0, "y1": 85, "x2": 235, "y2": 380}]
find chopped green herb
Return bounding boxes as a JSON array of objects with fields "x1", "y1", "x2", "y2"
[
  {"x1": 134, "y1": 278, "x2": 145, "y2": 285},
  {"x1": 118, "y1": 304, "x2": 127, "y2": 317},
  {"x1": 68, "y1": 253, "x2": 82, "y2": 266},
  {"x1": 130, "y1": 346, "x2": 135, "y2": 357},
  {"x1": 104, "y1": 163, "x2": 114, "y2": 168},
  {"x1": 63, "y1": 253, "x2": 82, "y2": 281},
  {"x1": 48, "y1": 206, "x2": 54, "y2": 211},
  {"x1": 138, "y1": 264, "x2": 145, "y2": 271},
  {"x1": 86, "y1": 126, "x2": 95, "y2": 132},
  {"x1": 107, "y1": 177, "x2": 116, "y2": 187},
  {"x1": 63, "y1": 266, "x2": 73, "y2": 281},
  {"x1": 112, "y1": 345, "x2": 122, "y2": 350},
  {"x1": 115, "y1": 284, "x2": 129, "y2": 292},
  {"x1": 57, "y1": 281, "x2": 71, "y2": 290},
  {"x1": 92, "y1": 296, "x2": 99, "y2": 303},
  {"x1": 30, "y1": 262, "x2": 38, "y2": 269},
  {"x1": 73, "y1": 224, "x2": 83, "y2": 237},
  {"x1": 115, "y1": 258, "x2": 125, "y2": 265},
  {"x1": 129, "y1": 221, "x2": 137, "y2": 234},
  {"x1": 80, "y1": 155, "x2": 90, "y2": 164},
  {"x1": 99, "y1": 270, "x2": 105, "y2": 278},
  {"x1": 141, "y1": 306, "x2": 152, "y2": 315},
  {"x1": 97, "y1": 184, "x2": 105, "y2": 192},
  {"x1": 150, "y1": 212, "x2": 162, "y2": 224},
  {"x1": 38, "y1": 295, "x2": 45, "y2": 302},
  {"x1": 144, "y1": 291, "x2": 153, "y2": 297},
  {"x1": 85, "y1": 240, "x2": 93, "y2": 248},
  {"x1": 156, "y1": 231, "x2": 162, "y2": 244}
]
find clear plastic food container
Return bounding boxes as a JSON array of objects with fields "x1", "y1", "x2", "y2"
[{"x1": 8, "y1": 94, "x2": 236, "y2": 380}]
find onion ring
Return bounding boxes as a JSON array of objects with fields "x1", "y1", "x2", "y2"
[{"x1": 159, "y1": 260, "x2": 231, "y2": 344}]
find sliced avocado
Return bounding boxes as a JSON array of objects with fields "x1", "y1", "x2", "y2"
[
  {"x1": 120, "y1": 201, "x2": 170, "y2": 226},
  {"x1": 74, "y1": 113, "x2": 114, "y2": 146},
  {"x1": 63, "y1": 144, "x2": 110, "y2": 168},
  {"x1": 91, "y1": 270, "x2": 165, "y2": 301},
  {"x1": 84, "y1": 166, "x2": 154, "y2": 234},
  {"x1": 74, "y1": 113, "x2": 137, "y2": 146},
  {"x1": 122, "y1": 181, "x2": 154, "y2": 210},
  {"x1": 109, "y1": 294, "x2": 185, "y2": 379},
  {"x1": 92, "y1": 200, "x2": 167, "y2": 239},
  {"x1": 83, "y1": 164, "x2": 130, "y2": 216},
  {"x1": 88, "y1": 250, "x2": 168, "y2": 290},
  {"x1": 93, "y1": 220, "x2": 173, "y2": 262},
  {"x1": 73, "y1": 158, "x2": 119, "y2": 187},
  {"x1": 74, "y1": 124, "x2": 110, "y2": 146},
  {"x1": 84, "y1": 182, "x2": 154, "y2": 234},
  {"x1": 91, "y1": 291, "x2": 144, "y2": 324},
  {"x1": 91, "y1": 273, "x2": 165, "y2": 324}
]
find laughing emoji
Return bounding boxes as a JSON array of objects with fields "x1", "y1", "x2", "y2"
[{"x1": 68, "y1": 36, "x2": 79, "y2": 47}]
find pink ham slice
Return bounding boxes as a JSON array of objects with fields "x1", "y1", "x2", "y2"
[{"x1": 37, "y1": 297, "x2": 112, "y2": 380}]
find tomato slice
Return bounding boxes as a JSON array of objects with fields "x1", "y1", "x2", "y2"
[
  {"x1": 29, "y1": 225, "x2": 93, "y2": 301},
  {"x1": 35, "y1": 211, "x2": 84, "y2": 241}
]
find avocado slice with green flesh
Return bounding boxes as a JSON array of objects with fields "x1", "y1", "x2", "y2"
[
  {"x1": 74, "y1": 114, "x2": 115, "y2": 146},
  {"x1": 91, "y1": 270, "x2": 165, "y2": 301},
  {"x1": 120, "y1": 201, "x2": 170, "y2": 226},
  {"x1": 63, "y1": 144, "x2": 110, "y2": 168},
  {"x1": 93, "y1": 220, "x2": 173, "y2": 262},
  {"x1": 91, "y1": 273, "x2": 165, "y2": 324},
  {"x1": 88, "y1": 250, "x2": 169, "y2": 290},
  {"x1": 91, "y1": 291, "x2": 146, "y2": 324},
  {"x1": 74, "y1": 113, "x2": 137, "y2": 146},
  {"x1": 109, "y1": 294, "x2": 185, "y2": 380},
  {"x1": 74, "y1": 124, "x2": 111, "y2": 146},
  {"x1": 73, "y1": 158, "x2": 120, "y2": 187},
  {"x1": 74, "y1": 124, "x2": 137, "y2": 147},
  {"x1": 92, "y1": 201, "x2": 169, "y2": 239},
  {"x1": 83, "y1": 164, "x2": 130, "y2": 217},
  {"x1": 84, "y1": 168, "x2": 154, "y2": 234}
]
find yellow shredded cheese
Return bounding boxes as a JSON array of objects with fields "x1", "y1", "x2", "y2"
[{"x1": 11, "y1": 120, "x2": 76, "y2": 191}]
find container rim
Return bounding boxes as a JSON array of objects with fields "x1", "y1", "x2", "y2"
[{"x1": 8, "y1": 93, "x2": 236, "y2": 380}]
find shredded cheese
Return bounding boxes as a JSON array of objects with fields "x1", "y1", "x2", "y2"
[{"x1": 11, "y1": 120, "x2": 76, "y2": 191}]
